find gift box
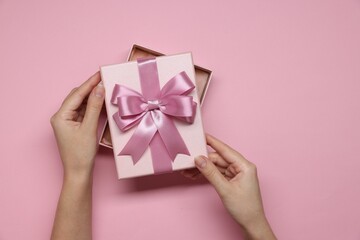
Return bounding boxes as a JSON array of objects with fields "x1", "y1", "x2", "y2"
[
  {"x1": 99, "y1": 44, "x2": 212, "y2": 148},
  {"x1": 100, "y1": 53, "x2": 207, "y2": 179}
]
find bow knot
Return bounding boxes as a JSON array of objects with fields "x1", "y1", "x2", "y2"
[{"x1": 147, "y1": 100, "x2": 161, "y2": 111}]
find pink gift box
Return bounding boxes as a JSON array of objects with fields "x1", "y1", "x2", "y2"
[
  {"x1": 99, "y1": 44, "x2": 212, "y2": 149},
  {"x1": 100, "y1": 53, "x2": 207, "y2": 179}
]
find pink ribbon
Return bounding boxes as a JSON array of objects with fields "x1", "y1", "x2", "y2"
[{"x1": 111, "y1": 58, "x2": 197, "y2": 174}]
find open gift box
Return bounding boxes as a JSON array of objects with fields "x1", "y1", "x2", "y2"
[
  {"x1": 99, "y1": 44, "x2": 212, "y2": 149},
  {"x1": 100, "y1": 52, "x2": 208, "y2": 178}
]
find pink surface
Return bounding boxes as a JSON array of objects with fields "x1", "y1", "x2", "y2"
[{"x1": 0, "y1": 0, "x2": 359, "y2": 239}]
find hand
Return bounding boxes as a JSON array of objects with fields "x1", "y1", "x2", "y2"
[
  {"x1": 183, "y1": 134, "x2": 276, "y2": 240},
  {"x1": 50, "y1": 72, "x2": 105, "y2": 179}
]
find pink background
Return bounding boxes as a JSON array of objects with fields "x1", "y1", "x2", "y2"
[{"x1": 1, "y1": 0, "x2": 359, "y2": 239}]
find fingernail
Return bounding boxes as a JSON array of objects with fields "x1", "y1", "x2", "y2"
[
  {"x1": 95, "y1": 85, "x2": 104, "y2": 98},
  {"x1": 195, "y1": 156, "x2": 207, "y2": 169}
]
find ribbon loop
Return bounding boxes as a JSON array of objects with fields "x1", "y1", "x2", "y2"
[{"x1": 160, "y1": 71, "x2": 195, "y2": 98}]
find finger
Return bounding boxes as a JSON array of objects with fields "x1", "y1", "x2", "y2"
[
  {"x1": 224, "y1": 168, "x2": 236, "y2": 178},
  {"x1": 195, "y1": 156, "x2": 229, "y2": 197},
  {"x1": 76, "y1": 104, "x2": 87, "y2": 122},
  {"x1": 82, "y1": 82, "x2": 105, "y2": 131},
  {"x1": 61, "y1": 72, "x2": 101, "y2": 112},
  {"x1": 228, "y1": 163, "x2": 242, "y2": 175},
  {"x1": 216, "y1": 166, "x2": 227, "y2": 174},
  {"x1": 206, "y1": 134, "x2": 249, "y2": 166},
  {"x1": 181, "y1": 169, "x2": 202, "y2": 179},
  {"x1": 182, "y1": 164, "x2": 226, "y2": 178},
  {"x1": 63, "y1": 87, "x2": 78, "y2": 101},
  {"x1": 206, "y1": 153, "x2": 227, "y2": 173},
  {"x1": 208, "y1": 152, "x2": 228, "y2": 168}
]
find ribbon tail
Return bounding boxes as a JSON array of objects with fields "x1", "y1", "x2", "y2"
[
  {"x1": 119, "y1": 113, "x2": 157, "y2": 164},
  {"x1": 151, "y1": 110, "x2": 190, "y2": 161},
  {"x1": 149, "y1": 133, "x2": 173, "y2": 174}
]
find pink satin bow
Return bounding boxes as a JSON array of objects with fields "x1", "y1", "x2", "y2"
[{"x1": 111, "y1": 58, "x2": 197, "y2": 171}]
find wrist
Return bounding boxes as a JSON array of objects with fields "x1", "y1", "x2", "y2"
[
  {"x1": 241, "y1": 214, "x2": 276, "y2": 240},
  {"x1": 63, "y1": 170, "x2": 93, "y2": 186},
  {"x1": 62, "y1": 159, "x2": 94, "y2": 181}
]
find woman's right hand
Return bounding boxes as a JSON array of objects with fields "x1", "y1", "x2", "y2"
[{"x1": 183, "y1": 134, "x2": 276, "y2": 240}]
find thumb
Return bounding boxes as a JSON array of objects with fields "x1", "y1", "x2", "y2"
[
  {"x1": 195, "y1": 156, "x2": 229, "y2": 197},
  {"x1": 82, "y1": 82, "x2": 105, "y2": 131}
]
